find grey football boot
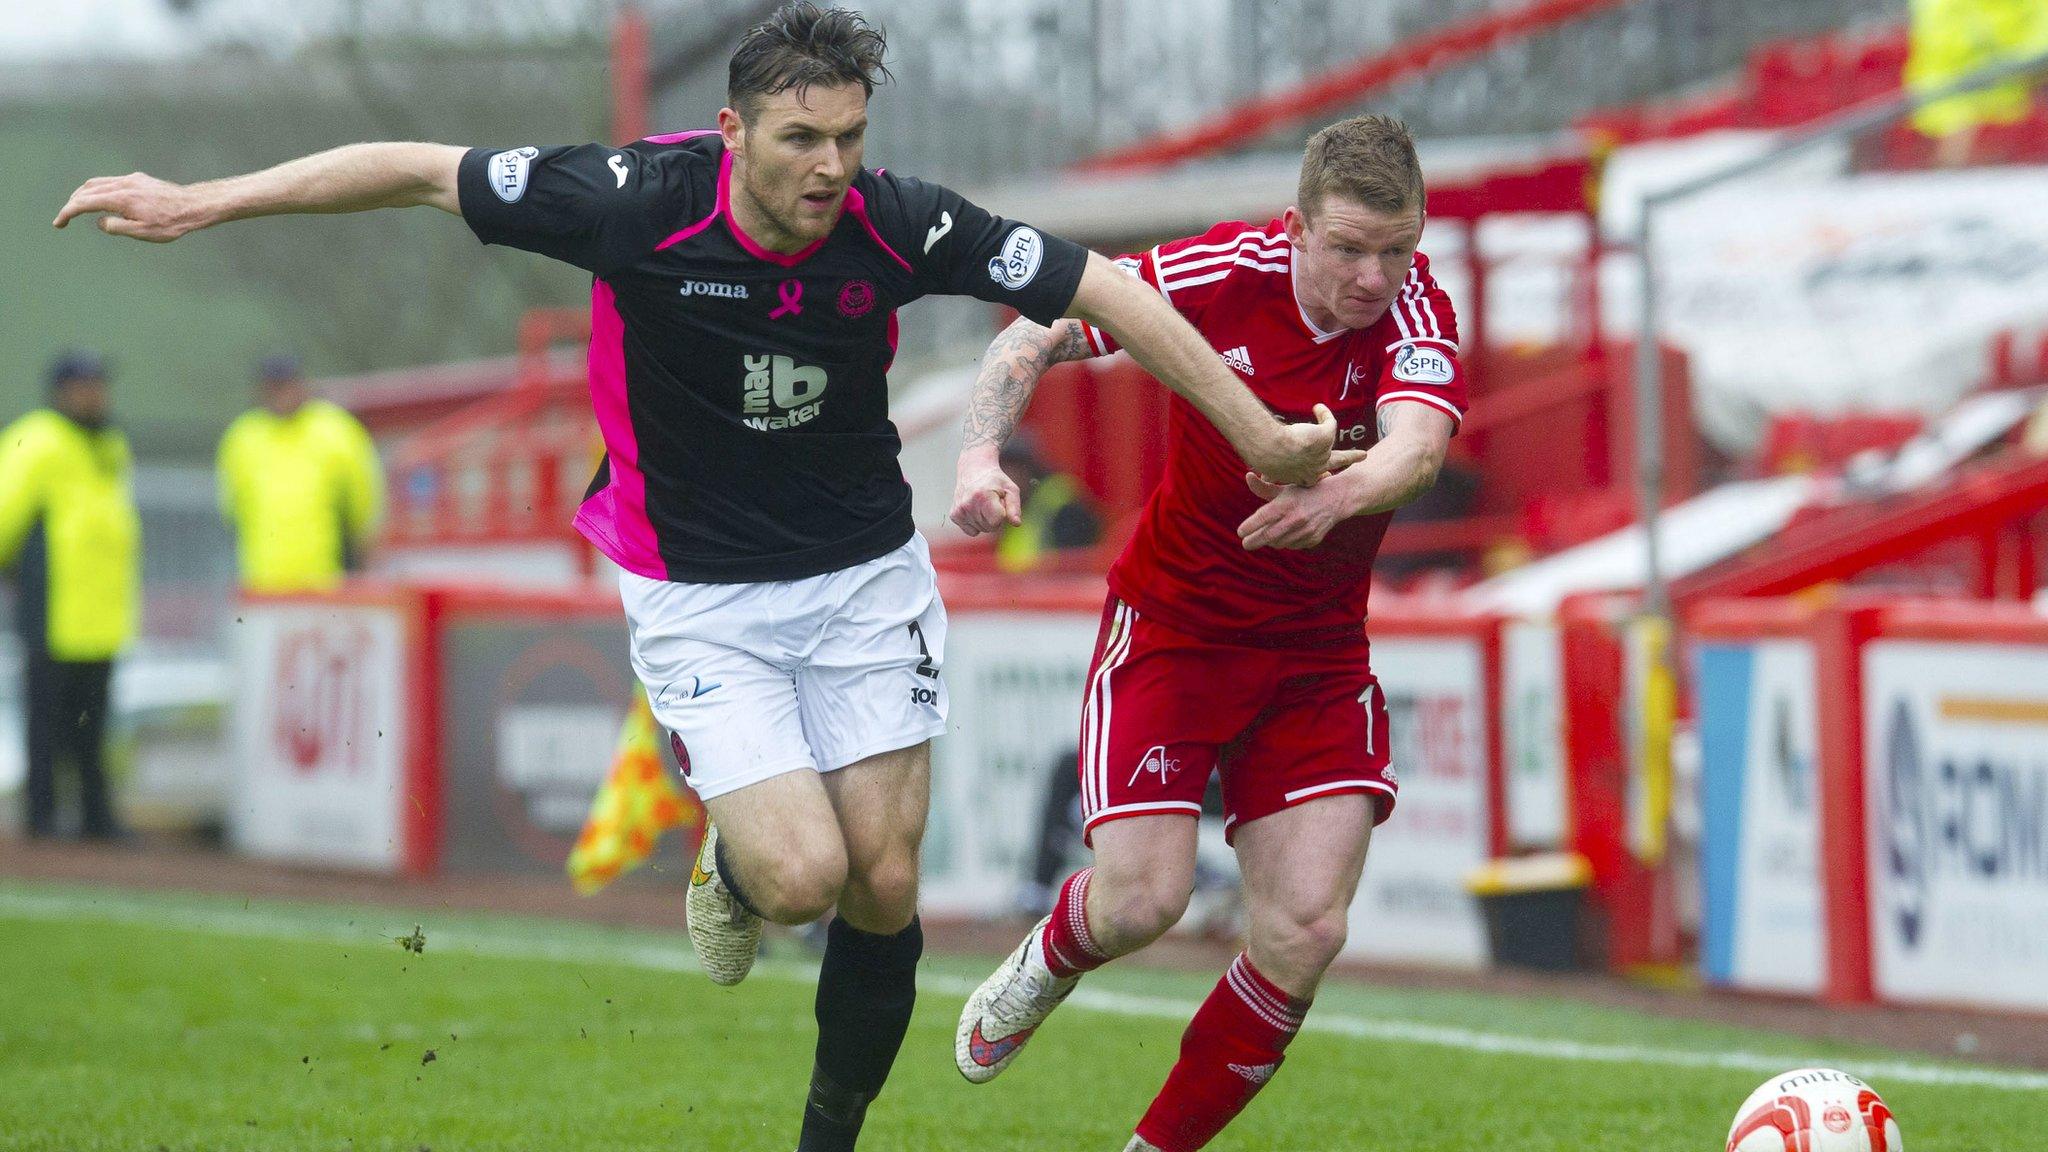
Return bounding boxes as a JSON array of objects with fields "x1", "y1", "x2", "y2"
[{"x1": 686, "y1": 823, "x2": 762, "y2": 986}]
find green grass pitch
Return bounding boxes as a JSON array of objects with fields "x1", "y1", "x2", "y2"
[{"x1": 2, "y1": 882, "x2": 2041, "y2": 1151}]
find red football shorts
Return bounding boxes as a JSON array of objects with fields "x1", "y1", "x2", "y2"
[{"x1": 1077, "y1": 595, "x2": 1396, "y2": 845}]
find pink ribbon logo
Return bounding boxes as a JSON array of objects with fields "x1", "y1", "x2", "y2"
[{"x1": 769, "y1": 279, "x2": 804, "y2": 319}]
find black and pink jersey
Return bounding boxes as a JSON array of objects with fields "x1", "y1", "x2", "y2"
[{"x1": 457, "y1": 132, "x2": 1088, "y2": 583}]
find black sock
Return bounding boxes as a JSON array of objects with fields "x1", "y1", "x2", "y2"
[
  {"x1": 712, "y1": 836, "x2": 765, "y2": 919},
  {"x1": 797, "y1": 916, "x2": 923, "y2": 1152}
]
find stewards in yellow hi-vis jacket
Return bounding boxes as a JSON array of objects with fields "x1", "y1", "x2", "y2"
[
  {"x1": 992, "y1": 435, "x2": 1102, "y2": 574},
  {"x1": 1908, "y1": 0, "x2": 2048, "y2": 144},
  {"x1": 0, "y1": 351, "x2": 140, "y2": 839},
  {"x1": 216, "y1": 355, "x2": 384, "y2": 593}
]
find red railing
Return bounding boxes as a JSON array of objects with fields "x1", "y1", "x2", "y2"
[
  {"x1": 1578, "y1": 24, "x2": 2048, "y2": 168},
  {"x1": 1579, "y1": 27, "x2": 1909, "y2": 144},
  {"x1": 383, "y1": 309, "x2": 597, "y2": 562},
  {"x1": 1076, "y1": 0, "x2": 1635, "y2": 173},
  {"x1": 1676, "y1": 451, "x2": 2048, "y2": 604}
]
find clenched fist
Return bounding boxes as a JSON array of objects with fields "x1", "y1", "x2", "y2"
[{"x1": 951, "y1": 447, "x2": 1022, "y2": 537}]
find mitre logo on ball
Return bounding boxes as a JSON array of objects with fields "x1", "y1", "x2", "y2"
[{"x1": 1727, "y1": 1068, "x2": 1901, "y2": 1152}]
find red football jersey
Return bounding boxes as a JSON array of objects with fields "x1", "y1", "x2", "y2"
[{"x1": 1080, "y1": 219, "x2": 1468, "y2": 648}]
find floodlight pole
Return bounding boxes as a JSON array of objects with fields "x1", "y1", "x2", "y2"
[{"x1": 1634, "y1": 210, "x2": 1665, "y2": 618}]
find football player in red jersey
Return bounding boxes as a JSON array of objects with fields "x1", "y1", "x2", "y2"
[{"x1": 950, "y1": 115, "x2": 1467, "y2": 1152}]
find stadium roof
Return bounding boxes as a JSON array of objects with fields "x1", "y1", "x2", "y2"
[{"x1": 963, "y1": 133, "x2": 1576, "y2": 249}]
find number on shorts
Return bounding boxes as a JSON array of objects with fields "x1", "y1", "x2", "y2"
[
  {"x1": 907, "y1": 620, "x2": 939, "y2": 679},
  {"x1": 1358, "y1": 683, "x2": 1376, "y2": 756}
]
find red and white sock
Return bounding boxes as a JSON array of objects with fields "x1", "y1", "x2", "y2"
[
  {"x1": 1133, "y1": 953, "x2": 1309, "y2": 1152},
  {"x1": 1036, "y1": 867, "x2": 1110, "y2": 979}
]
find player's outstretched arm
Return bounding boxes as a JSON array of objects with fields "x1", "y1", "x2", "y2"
[
  {"x1": 1238, "y1": 403, "x2": 1453, "y2": 551},
  {"x1": 950, "y1": 317, "x2": 1096, "y2": 536},
  {"x1": 1066, "y1": 252, "x2": 1336, "y2": 486},
  {"x1": 54, "y1": 143, "x2": 464, "y2": 243}
]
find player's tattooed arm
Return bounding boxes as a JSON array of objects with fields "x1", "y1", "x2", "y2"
[
  {"x1": 1068, "y1": 252, "x2": 1335, "y2": 485},
  {"x1": 951, "y1": 317, "x2": 1093, "y2": 536},
  {"x1": 960, "y1": 318, "x2": 1092, "y2": 453},
  {"x1": 56, "y1": 143, "x2": 464, "y2": 242}
]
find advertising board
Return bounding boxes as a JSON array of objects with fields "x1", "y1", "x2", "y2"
[
  {"x1": 230, "y1": 600, "x2": 411, "y2": 872},
  {"x1": 1863, "y1": 640, "x2": 2048, "y2": 1011},
  {"x1": 1346, "y1": 634, "x2": 1492, "y2": 968},
  {"x1": 925, "y1": 610, "x2": 1100, "y2": 915},
  {"x1": 1695, "y1": 639, "x2": 1824, "y2": 994},
  {"x1": 1502, "y1": 620, "x2": 1567, "y2": 849}
]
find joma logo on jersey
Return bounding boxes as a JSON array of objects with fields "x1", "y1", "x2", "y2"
[
  {"x1": 741, "y1": 354, "x2": 829, "y2": 429},
  {"x1": 680, "y1": 280, "x2": 748, "y2": 299}
]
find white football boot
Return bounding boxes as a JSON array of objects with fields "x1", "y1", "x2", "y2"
[
  {"x1": 955, "y1": 916, "x2": 1079, "y2": 1083},
  {"x1": 1121, "y1": 1138, "x2": 1163, "y2": 1152},
  {"x1": 686, "y1": 823, "x2": 762, "y2": 986}
]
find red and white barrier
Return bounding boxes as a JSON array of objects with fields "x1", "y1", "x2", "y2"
[
  {"x1": 227, "y1": 575, "x2": 1576, "y2": 975},
  {"x1": 1694, "y1": 597, "x2": 2048, "y2": 1013},
  {"x1": 231, "y1": 584, "x2": 630, "y2": 879}
]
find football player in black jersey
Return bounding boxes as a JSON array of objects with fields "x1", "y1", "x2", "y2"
[{"x1": 55, "y1": 5, "x2": 1348, "y2": 1149}]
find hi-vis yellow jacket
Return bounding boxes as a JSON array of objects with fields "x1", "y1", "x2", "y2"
[
  {"x1": 1908, "y1": 0, "x2": 2048, "y2": 137},
  {"x1": 997, "y1": 473, "x2": 1102, "y2": 574},
  {"x1": 0, "y1": 410, "x2": 140, "y2": 660},
  {"x1": 216, "y1": 400, "x2": 384, "y2": 593}
]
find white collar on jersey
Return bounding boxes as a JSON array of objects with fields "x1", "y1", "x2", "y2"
[{"x1": 1289, "y1": 257, "x2": 1348, "y2": 345}]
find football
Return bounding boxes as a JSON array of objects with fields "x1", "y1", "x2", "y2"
[{"x1": 1727, "y1": 1068, "x2": 1903, "y2": 1152}]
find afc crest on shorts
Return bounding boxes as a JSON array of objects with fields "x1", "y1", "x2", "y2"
[{"x1": 1078, "y1": 597, "x2": 1395, "y2": 844}]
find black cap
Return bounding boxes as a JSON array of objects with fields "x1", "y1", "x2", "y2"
[
  {"x1": 46, "y1": 349, "x2": 108, "y2": 390},
  {"x1": 258, "y1": 353, "x2": 302, "y2": 384}
]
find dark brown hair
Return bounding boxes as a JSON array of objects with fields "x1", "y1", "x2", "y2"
[
  {"x1": 728, "y1": 3, "x2": 891, "y2": 119},
  {"x1": 1297, "y1": 114, "x2": 1425, "y2": 220}
]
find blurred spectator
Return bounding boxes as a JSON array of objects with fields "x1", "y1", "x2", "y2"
[
  {"x1": 0, "y1": 351, "x2": 140, "y2": 840},
  {"x1": 994, "y1": 434, "x2": 1103, "y2": 573},
  {"x1": 1019, "y1": 743, "x2": 1238, "y2": 934},
  {"x1": 2023, "y1": 393, "x2": 2048, "y2": 455},
  {"x1": 1481, "y1": 535, "x2": 1536, "y2": 578},
  {"x1": 216, "y1": 354, "x2": 384, "y2": 592},
  {"x1": 1020, "y1": 744, "x2": 1086, "y2": 916},
  {"x1": 1906, "y1": 0, "x2": 2048, "y2": 164}
]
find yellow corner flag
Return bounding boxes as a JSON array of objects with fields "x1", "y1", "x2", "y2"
[{"x1": 568, "y1": 693, "x2": 705, "y2": 894}]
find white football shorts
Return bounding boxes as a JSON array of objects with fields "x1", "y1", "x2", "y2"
[{"x1": 620, "y1": 532, "x2": 949, "y2": 802}]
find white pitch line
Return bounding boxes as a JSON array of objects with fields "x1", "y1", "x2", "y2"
[
  {"x1": 1037, "y1": 986, "x2": 2048, "y2": 1093},
  {"x1": 6, "y1": 887, "x2": 2046, "y2": 1093},
  {"x1": 0, "y1": 886, "x2": 706, "y2": 974}
]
